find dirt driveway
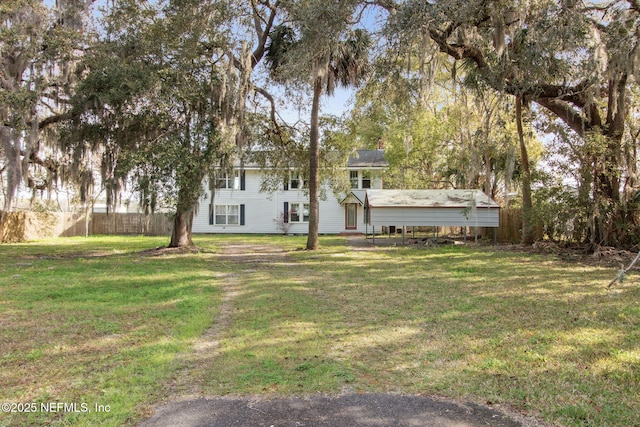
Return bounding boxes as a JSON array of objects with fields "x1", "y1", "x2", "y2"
[{"x1": 139, "y1": 393, "x2": 546, "y2": 427}]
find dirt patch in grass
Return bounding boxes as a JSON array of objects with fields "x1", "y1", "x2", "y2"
[
  {"x1": 17, "y1": 244, "x2": 212, "y2": 261},
  {"x1": 18, "y1": 249, "x2": 126, "y2": 259},
  {"x1": 164, "y1": 242, "x2": 292, "y2": 398},
  {"x1": 136, "y1": 245, "x2": 203, "y2": 257}
]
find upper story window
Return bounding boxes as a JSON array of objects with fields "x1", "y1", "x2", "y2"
[
  {"x1": 349, "y1": 170, "x2": 372, "y2": 189},
  {"x1": 362, "y1": 171, "x2": 371, "y2": 189},
  {"x1": 290, "y1": 171, "x2": 300, "y2": 190},
  {"x1": 350, "y1": 171, "x2": 359, "y2": 189},
  {"x1": 286, "y1": 172, "x2": 307, "y2": 190},
  {"x1": 216, "y1": 171, "x2": 239, "y2": 189},
  {"x1": 213, "y1": 170, "x2": 245, "y2": 190}
]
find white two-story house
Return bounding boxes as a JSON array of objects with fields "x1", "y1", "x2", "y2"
[{"x1": 191, "y1": 150, "x2": 388, "y2": 234}]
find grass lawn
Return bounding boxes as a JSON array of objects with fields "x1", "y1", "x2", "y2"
[
  {"x1": 0, "y1": 236, "x2": 223, "y2": 426},
  {"x1": 1, "y1": 235, "x2": 639, "y2": 426}
]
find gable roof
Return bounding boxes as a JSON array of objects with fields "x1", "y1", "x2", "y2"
[
  {"x1": 365, "y1": 189, "x2": 500, "y2": 209},
  {"x1": 241, "y1": 149, "x2": 389, "y2": 170},
  {"x1": 347, "y1": 150, "x2": 389, "y2": 168},
  {"x1": 339, "y1": 190, "x2": 367, "y2": 206}
]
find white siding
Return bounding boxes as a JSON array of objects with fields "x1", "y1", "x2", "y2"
[
  {"x1": 369, "y1": 207, "x2": 499, "y2": 227},
  {"x1": 192, "y1": 169, "x2": 373, "y2": 234}
]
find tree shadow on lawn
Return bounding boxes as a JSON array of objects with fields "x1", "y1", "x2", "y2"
[
  {"x1": 189, "y1": 239, "x2": 639, "y2": 427},
  {"x1": 0, "y1": 244, "x2": 225, "y2": 427}
]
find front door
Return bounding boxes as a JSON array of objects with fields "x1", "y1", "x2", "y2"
[{"x1": 345, "y1": 203, "x2": 357, "y2": 230}]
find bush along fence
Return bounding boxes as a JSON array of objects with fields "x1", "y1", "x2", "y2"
[{"x1": 0, "y1": 211, "x2": 172, "y2": 242}]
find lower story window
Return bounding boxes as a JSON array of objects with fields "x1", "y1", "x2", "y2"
[
  {"x1": 210, "y1": 204, "x2": 244, "y2": 225},
  {"x1": 285, "y1": 202, "x2": 309, "y2": 223}
]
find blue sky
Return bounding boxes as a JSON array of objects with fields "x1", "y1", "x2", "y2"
[
  {"x1": 278, "y1": 88, "x2": 356, "y2": 124},
  {"x1": 41, "y1": 0, "x2": 363, "y2": 123}
]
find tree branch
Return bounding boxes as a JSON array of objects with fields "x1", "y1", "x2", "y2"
[
  {"x1": 37, "y1": 112, "x2": 70, "y2": 130},
  {"x1": 535, "y1": 98, "x2": 591, "y2": 136},
  {"x1": 251, "y1": 0, "x2": 268, "y2": 32},
  {"x1": 3, "y1": 112, "x2": 70, "y2": 131},
  {"x1": 250, "y1": 0, "x2": 280, "y2": 69},
  {"x1": 608, "y1": 250, "x2": 640, "y2": 288},
  {"x1": 428, "y1": 27, "x2": 603, "y2": 136},
  {"x1": 531, "y1": 81, "x2": 593, "y2": 104},
  {"x1": 364, "y1": 0, "x2": 397, "y2": 13},
  {"x1": 20, "y1": 149, "x2": 59, "y2": 174},
  {"x1": 430, "y1": 32, "x2": 489, "y2": 69},
  {"x1": 253, "y1": 86, "x2": 282, "y2": 133}
]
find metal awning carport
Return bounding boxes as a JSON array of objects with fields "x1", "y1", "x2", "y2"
[{"x1": 364, "y1": 189, "x2": 500, "y2": 229}]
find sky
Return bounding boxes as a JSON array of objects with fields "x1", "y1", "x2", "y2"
[
  {"x1": 323, "y1": 88, "x2": 357, "y2": 117},
  {"x1": 40, "y1": 0, "x2": 362, "y2": 124},
  {"x1": 277, "y1": 88, "x2": 356, "y2": 125}
]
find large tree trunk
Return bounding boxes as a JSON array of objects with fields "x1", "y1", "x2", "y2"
[
  {"x1": 306, "y1": 76, "x2": 322, "y2": 250},
  {"x1": 169, "y1": 208, "x2": 194, "y2": 248},
  {"x1": 484, "y1": 150, "x2": 492, "y2": 197},
  {"x1": 591, "y1": 74, "x2": 627, "y2": 246},
  {"x1": 516, "y1": 96, "x2": 535, "y2": 245},
  {"x1": 169, "y1": 185, "x2": 195, "y2": 248}
]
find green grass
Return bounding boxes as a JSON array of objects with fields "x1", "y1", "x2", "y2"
[
  {"x1": 0, "y1": 236, "x2": 223, "y2": 426},
  {"x1": 1, "y1": 234, "x2": 639, "y2": 426}
]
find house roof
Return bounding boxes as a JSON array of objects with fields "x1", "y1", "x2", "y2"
[
  {"x1": 241, "y1": 150, "x2": 388, "y2": 170},
  {"x1": 339, "y1": 190, "x2": 367, "y2": 206},
  {"x1": 365, "y1": 189, "x2": 500, "y2": 209},
  {"x1": 347, "y1": 150, "x2": 389, "y2": 168}
]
